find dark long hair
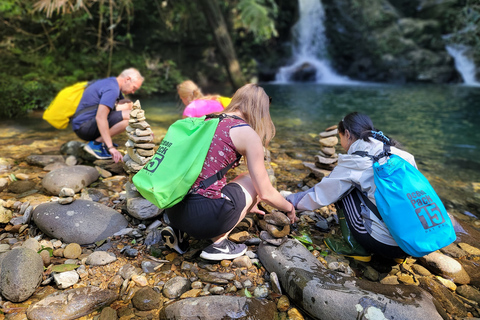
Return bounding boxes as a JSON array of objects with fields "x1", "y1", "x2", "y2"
[{"x1": 338, "y1": 112, "x2": 399, "y2": 147}]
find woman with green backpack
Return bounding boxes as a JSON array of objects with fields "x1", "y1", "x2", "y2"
[{"x1": 161, "y1": 83, "x2": 298, "y2": 261}]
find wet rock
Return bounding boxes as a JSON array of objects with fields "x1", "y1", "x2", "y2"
[
  {"x1": 132, "y1": 287, "x2": 162, "y2": 311},
  {"x1": 411, "y1": 264, "x2": 432, "y2": 276},
  {"x1": 8, "y1": 180, "x2": 36, "y2": 194},
  {"x1": 126, "y1": 196, "x2": 162, "y2": 220},
  {"x1": 454, "y1": 258, "x2": 480, "y2": 288},
  {"x1": 26, "y1": 155, "x2": 65, "y2": 167},
  {"x1": 418, "y1": 251, "x2": 470, "y2": 284},
  {"x1": 163, "y1": 276, "x2": 191, "y2": 299},
  {"x1": 32, "y1": 199, "x2": 128, "y2": 245},
  {"x1": 440, "y1": 243, "x2": 467, "y2": 258},
  {"x1": 26, "y1": 286, "x2": 118, "y2": 320},
  {"x1": 418, "y1": 277, "x2": 468, "y2": 318},
  {"x1": 198, "y1": 271, "x2": 235, "y2": 284},
  {"x1": 457, "y1": 242, "x2": 480, "y2": 256},
  {"x1": 258, "y1": 239, "x2": 442, "y2": 320},
  {"x1": 42, "y1": 165, "x2": 100, "y2": 195},
  {"x1": 159, "y1": 296, "x2": 277, "y2": 320},
  {"x1": 456, "y1": 284, "x2": 480, "y2": 304},
  {"x1": 0, "y1": 247, "x2": 44, "y2": 302}
]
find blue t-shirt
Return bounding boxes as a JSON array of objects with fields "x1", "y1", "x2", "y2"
[{"x1": 71, "y1": 77, "x2": 124, "y2": 131}]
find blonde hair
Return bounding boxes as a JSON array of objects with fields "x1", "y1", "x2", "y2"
[
  {"x1": 223, "y1": 83, "x2": 275, "y2": 147},
  {"x1": 177, "y1": 80, "x2": 204, "y2": 105}
]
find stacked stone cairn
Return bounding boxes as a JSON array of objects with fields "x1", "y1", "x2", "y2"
[
  {"x1": 303, "y1": 125, "x2": 339, "y2": 181},
  {"x1": 123, "y1": 100, "x2": 163, "y2": 220},
  {"x1": 123, "y1": 100, "x2": 155, "y2": 175}
]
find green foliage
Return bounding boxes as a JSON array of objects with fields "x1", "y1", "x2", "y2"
[
  {"x1": 0, "y1": 74, "x2": 55, "y2": 118},
  {"x1": 236, "y1": 0, "x2": 278, "y2": 42}
]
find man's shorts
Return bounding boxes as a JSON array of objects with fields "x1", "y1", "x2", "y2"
[
  {"x1": 166, "y1": 183, "x2": 246, "y2": 240},
  {"x1": 74, "y1": 110, "x2": 123, "y2": 141}
]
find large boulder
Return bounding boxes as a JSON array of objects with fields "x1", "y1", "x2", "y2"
[
  {"x1": 42, "y1": 165, "x2": 100, "y2": 195},
  {"x1": 0, "y1": 248, "x2": 44, "y2": 302},
  {"x1": 258, "y1": 239, "x2": 443, "y2": 320},
  {"x1": 32, "y1": 200, "x2": 128, "y2": 245}
]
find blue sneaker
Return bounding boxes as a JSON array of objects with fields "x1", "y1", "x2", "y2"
[{"x1": 84, "y1": 141, "x2": 112, "y2": 160}]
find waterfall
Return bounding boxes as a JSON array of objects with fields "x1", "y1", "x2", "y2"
[
  {"x1": 275, "y1": 0, "x2": 351, "y2": 84},
  {"x1": 446, "y1": 45, "x2": 480, "y2": 86}
]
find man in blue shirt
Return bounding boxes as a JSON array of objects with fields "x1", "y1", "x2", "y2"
[{"x1": 72, "y1": 68, "x2": 144, "y2": 163}]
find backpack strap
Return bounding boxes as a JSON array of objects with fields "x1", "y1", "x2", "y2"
[
  {"x1": 353, "y1": 143, "x2": 391, "y2": 163},
  {"x1": 193, "y1": 113, "x2": 245, "y2": 191},
  {"x1": 353, "y1": 187, "x2": 382, "y2": 221},
  {"x1": 197, "y1": 154, "x2": 242, "y2": 190}
]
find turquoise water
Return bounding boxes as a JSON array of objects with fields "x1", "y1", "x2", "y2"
[
  {"x1": 140, "y1": 83, "x2": 480, "y2": 214},
  {"x1": 3, "y1": 83, "x2": 478, "y2": 214}
]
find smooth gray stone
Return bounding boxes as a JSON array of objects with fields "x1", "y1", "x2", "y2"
[
  {"x1": 26, "y1": 286, "x2": 117, "y2": 320},
  {"x1": 32, "y1": 200, "x2": 128, "y2": 245},
  {"x1": 42, "y1": 165, "x2": 100, "y2": 195},
  {"x1": 159, "y1": 296, "x2": 276, "y2": 320},
  {"x1": 257, "y1": 239, "x2": 442, "y2": 320},
  {"x1": 0, "y1": 248, "x2": 43, "y2": 302}
]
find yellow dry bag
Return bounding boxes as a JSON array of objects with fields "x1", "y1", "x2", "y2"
[{"x1": 43, "y1": 81, "x2": 88, "y2": 129}]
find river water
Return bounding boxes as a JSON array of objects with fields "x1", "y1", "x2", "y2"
[{"x1": 2, "y1": 83, "x2": 479, "y2": 217}]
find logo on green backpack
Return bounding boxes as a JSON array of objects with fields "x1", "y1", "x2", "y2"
[{"x1": 144, "y1": 140, "x2": 172, "y2": 173}]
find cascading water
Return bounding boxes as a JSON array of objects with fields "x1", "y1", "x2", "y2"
[
  {"x1": 275, "y1": 0, "x2": 350, "y2": 84},
  {"x1": 446, "y1": 45, "x2": 480, "y2": 86}
]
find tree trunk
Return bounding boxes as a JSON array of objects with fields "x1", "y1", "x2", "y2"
[{"x1": 197, "y1": 0, "x2": 246, "y2": 89}]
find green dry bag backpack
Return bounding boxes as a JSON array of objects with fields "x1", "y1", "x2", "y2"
[{"x1": 132, "y1": 114, "x2": 241, "y2": 209}]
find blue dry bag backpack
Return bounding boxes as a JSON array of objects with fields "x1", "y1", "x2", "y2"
[{"x1": 354, "y1": 145, "x2": 456, "y2": 257}]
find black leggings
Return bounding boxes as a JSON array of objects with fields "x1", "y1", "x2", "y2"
[{"x1": 336, "y1": 190, "x2": 407, "y2": 259}]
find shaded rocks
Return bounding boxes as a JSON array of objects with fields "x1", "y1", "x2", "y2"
[
  {"x1": 159, "y1": 296, "x2": 277, "y2": 320},
  {"x1": 258, "y1": 210, "x2": 291, "y2": 238},
  {"x1": 125, "y1": 181, "x2": 162, "y2": 220},
  {"x1": 7, "y1": 180, "x2": 37, "y2": 194},
  {"x1": 258, "y1": 239, "x2": 442, "y2": 320},
  {"x1": 132, "y1": 286, "x2": 162, "y2": 311},
  {"x1": 32, "y1": 199, "x2": 128, "y2": 245},
  {"x1": 42, "y1": 165, "x2": 100, "y2": 195},
  {"x1": 26, "y1": 286, "x2": 118, "y2": 320},
  {"x1": 0, "y1": 247, "x2": 44, "y2": 302},
  {"x1": 418, "y1": 251, "x2": 470, "y2": 285},
  {"x1": 26, "y1": 154, "x2": 65, "y2": 167}
]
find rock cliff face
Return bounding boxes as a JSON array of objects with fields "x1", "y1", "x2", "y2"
[
  {"x1": 265, "y1": 0, "x2": 473, "y2": 84},
  {"x1": 321, "y1": 0, "x2": 463, "y2": 83}
]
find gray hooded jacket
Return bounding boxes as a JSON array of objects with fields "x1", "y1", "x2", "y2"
[{"x1": 286, "y1": 137, "x2": 417, "y2": 246}]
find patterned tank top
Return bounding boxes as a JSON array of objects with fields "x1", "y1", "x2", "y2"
[{"x1": 192, "y1": 115, "x2": 248, "y2": 199}]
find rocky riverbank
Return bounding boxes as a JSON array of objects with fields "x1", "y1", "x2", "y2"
[{"x1": 0, "y1": 127, "x2": 479, "y2": 320}]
